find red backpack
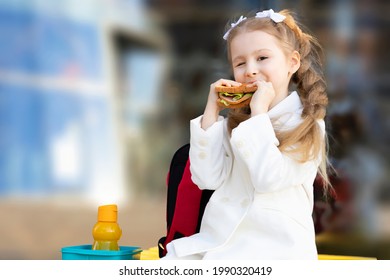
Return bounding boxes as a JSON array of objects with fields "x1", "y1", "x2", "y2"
[{"x1": 158, "y1": 144, "x2": 214, "y2": 257}]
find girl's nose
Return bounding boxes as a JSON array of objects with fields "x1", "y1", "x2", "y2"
[
  {"x1": 245, "y1": 62, "x2": 258, "y2": 77},
  {"x1": 246, "y1": 71, "x2": 257, "y2": 77}
]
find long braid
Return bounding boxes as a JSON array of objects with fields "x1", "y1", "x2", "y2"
[
  {"x1": 295, "y1": 35, "x2": 328, "y2": 120},
  {"x1": 281, "y1": 10, "x2": 328, "y2": 120},
  {"x1": 280, "y1": 10, "x2": 331, "y2": 190}
]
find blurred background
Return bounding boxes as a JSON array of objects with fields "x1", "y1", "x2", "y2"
[{"x1": 0, "y1": 0, "x2": 389, "y2": 259}]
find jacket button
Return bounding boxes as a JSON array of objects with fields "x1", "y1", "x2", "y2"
[
  {"x1": 198, "y1": 151, "x2": 207, "y2": 159},
  {"x1": 242, "y1": 150, "x2": 251, "y2": 159},
  {"x1": 240, "y1": 199, "x2": 250, "y2": 208},
  {"x1": 236, "y1": 140, "x2": 244, "y2": 148},
  {"x1": 198, "y1": 139, "x2": 208, "y2": 147}
]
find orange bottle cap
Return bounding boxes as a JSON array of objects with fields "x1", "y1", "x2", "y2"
[{"x1": 97, "y1": 204, "x2": 118, "y2": 222}]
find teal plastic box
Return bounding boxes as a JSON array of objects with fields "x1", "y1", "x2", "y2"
[{"x1": 61, "y1": 245, "x2": 141, "y2": 260}]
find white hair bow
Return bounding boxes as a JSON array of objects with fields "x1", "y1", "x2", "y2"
[
  {"x1": 255, "y1": 9, "x2": 285, "y2": 23},
  {"x1": 223, "y1": 15, "x2": 247, "y2": 40}
]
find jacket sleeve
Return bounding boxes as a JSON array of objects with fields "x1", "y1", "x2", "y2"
[
  {"x1": 230, "y1": 114, "x2": 324, "y2": 193},
  {"x1": 189, "y1": 115, "x2": 232, "y2": 190}
]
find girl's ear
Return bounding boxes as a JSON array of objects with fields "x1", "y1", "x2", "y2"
[{"x1": 289, "y1": 50, "x2": 301, "y2": 75}]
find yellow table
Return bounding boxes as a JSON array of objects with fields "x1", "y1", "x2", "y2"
[
  {"x1": 318, "y1": 254, "x2": 376, "y2": 260},
  {"x1": 139, "y1": 247, "x2": 376, "y2": 260}
]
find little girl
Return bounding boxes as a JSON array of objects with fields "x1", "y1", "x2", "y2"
[{"x1": 163, "y1": 9, "x2": 329, "y2": 260}]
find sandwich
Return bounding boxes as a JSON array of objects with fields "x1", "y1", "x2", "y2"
[{"x1": 216, "y1": 83, "x2": 257, "y2": 109}]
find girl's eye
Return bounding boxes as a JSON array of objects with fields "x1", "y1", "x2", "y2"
[
  {"x1": 235, "y1": 62, "x2": 245, "y2": 67},
  {"x1": 258, "y1": 56, "x2": 268, "y2": 61}
]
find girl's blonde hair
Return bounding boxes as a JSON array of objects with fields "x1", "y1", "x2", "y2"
[{"x1": 225, "y1": 10, "x2": 331, "y2": 191}]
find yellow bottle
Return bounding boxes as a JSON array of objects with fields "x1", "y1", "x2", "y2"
[{"x1": 92, "y1": 204, "x2": 122, "y2": 251}]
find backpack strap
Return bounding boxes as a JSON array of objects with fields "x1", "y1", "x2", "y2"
[
  {"x1": 158, "y1": 143, "x2": 214, "y2": 258},
  {"x1": 166, "y1": 144, "x2": 190, "y2": 228},
  {"x1": 161, "y1": 158, "x2": 203, "y2": 256}
]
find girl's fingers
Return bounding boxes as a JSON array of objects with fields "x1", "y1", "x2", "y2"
[
  {"x1": 252, "y1": 81, "x2": 273, "y2": 94},
  {"x1": 213, "y1": 79, "x2": 242, "y2": 88}
]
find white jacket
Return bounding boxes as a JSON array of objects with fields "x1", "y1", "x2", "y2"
[{"x1": 164, "y1": 91, "x2": 324, "y2": 260}]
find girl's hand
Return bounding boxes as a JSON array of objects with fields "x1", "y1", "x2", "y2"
[
  {"x1": 249, "y1": 81, "x2": 276, "y2": 116},
  {"x1": 201, "y1": 79, "x2": 241, "y2": 130},
  {"x1": 207, "y1": 79, "x2": 242, "y2": 110}
]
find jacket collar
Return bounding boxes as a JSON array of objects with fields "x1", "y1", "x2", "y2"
[
  {"x1": 267, "y1": 91, "x2": 303, "y2": 129},
  {"x1": 267, "y1": 91, "x2": 302, "y2": 119}
]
